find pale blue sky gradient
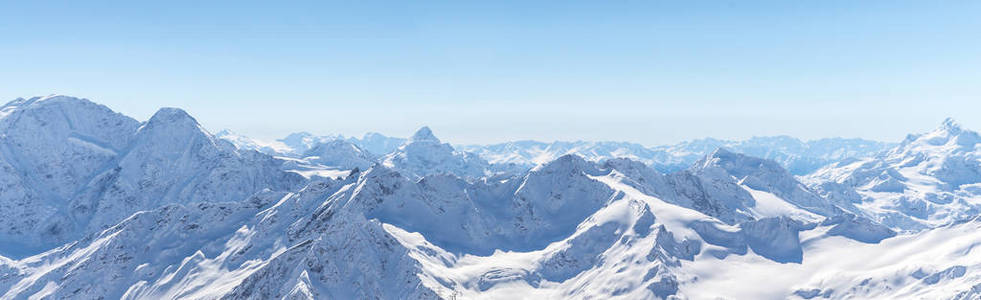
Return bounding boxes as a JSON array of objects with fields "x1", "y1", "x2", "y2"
[{"x1": 2, "y1": 1, "x2": 980, "y2": 144}]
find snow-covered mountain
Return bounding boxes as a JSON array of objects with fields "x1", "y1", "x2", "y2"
[
  {"x1": 651, "y1": 136, "x2": 893, "y2": 175},
  {"x1": 214, "y1": 129, "x2": 295, "y2": 156},
  {"x1": 0, "y1": 96, "x2": 305, "y2": 256},
  {"x1": 278, "y1": 132, "x2": 342, "y2": 156},
  {"x1": 352, "y1": 132, "x2": 406, "y2": 156},
  {"x1": 220, "y1": 129, "x2": 888, "y2": 177},
  {"x1": 216, "y1": 130, "x2": 405, "y2": 159},
  {"x1": 804, "y1": 118, "x2": 981, "y2": 231},
  {"x1": 0, "y1": 150, "x2": 939, "y2": 299},
  {"x1": 300, "y1": 139, "x2": 375, "y2": 171},
  {"x1": 460, "y1": 136, "x2": 892, "y2": 176},
  {"x1": 379, "y1": 127, "x2": 492, "y2": 180},
  {"x1": 458, "y1": 140, "x2": 662, "y2": 170},
  {"x1": 0, "y1": 96, "x2": 140, "y2": 255},
  {"x1": 1, "y1": 95, "x2": 977, "y2": 299}
]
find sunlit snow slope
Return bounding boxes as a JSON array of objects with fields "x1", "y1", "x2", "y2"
[{"x1": 1, "y1": 95, "x2": 977, "y2": 300}]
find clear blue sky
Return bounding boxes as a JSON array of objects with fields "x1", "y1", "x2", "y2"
[{"x1": 2, "y1": 1, "x2": 979, "y2": 145}]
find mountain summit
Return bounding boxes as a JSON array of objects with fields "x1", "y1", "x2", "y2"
[
  {"x1": 381, "y1": 126, "x2": 489, "y2": 179},
  {"x1": 806, "y1": 118, "x2": 981, "y2": 230},
  {"x1": 410, "y1": 126, "x2": 440, "y2": 143},
  {"x1": 942, "y1": 117, "x2": 960, "y2": 129}
]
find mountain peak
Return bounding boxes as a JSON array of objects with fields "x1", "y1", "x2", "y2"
[
  {"x1": 141, "y1": 108, "x2": 211, "y2": 140},
  {"x1": 2, "y1": 95, "x2": 97, "y2": 114},
  {"x1": 410, "y1": 126, "x2": 440, "y2": 143},
  {"x1": 708, "y1": 147, "x2": 735, "y2": 157},
  {"x1": 694, "y1": 147, "x2": 743, "y2": 168},
  {"x1": 694, "y1": 147, "x2": 786, "y2": 178},
  {"x1": 908, "y1": 117, "x2": 979, "y2": 148},
  {"x1": 532, "y1": 154, "x2": 597, "y2": 175},
  {"x1": 939, "y1": 117, "x2": 966, "y2": 134},
  {"x1": 34, "y1": 94, "x2": 88, "y2": 103},
  {"x1": 148, "y1": 107, "x2": 198, "y2": 126}
]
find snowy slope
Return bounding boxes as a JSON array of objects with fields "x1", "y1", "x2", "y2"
[
  {"x1": 0, "y1": 174, "x2": 441, "y2": 300},
  {"x1": 683, "y1": 216, "x2": 981, "y2": 299},
  {"x1": 0, "y1": 96, "x2": 305, "y2": 256},
  {"x1": 805, "y1": 118, "x2": 981, "y2": 231},
  {"x1": 300, "y1": 139, "x2": 375, "y2": 170},
  {"x1": 0, "y1": 96, "x2": 140, "y2": 254},
  {"x1": 1, "y1": 150, "x2": 901, "y2": 300},
  {"x1": 0, "y1": 95, "x2": 974, "y2": 300},
  {"x1": 71, "y1": 107, "x2": 306, "y2": 235},
  {"x1": 380, "y1": 127, "x2": 492, "y2": 180}
]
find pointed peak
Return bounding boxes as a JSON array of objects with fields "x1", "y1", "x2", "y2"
[
  {"x1": 694, "y1": 147, "x2": 734, "y2": 169},
  {"x1": 906, "y1": 117, "x2": 979, "y2": 147},
  {"x1": 709, "y1": 147, "x2": 735, "y2": 157},
  {"x1": 940, "y1": 117, "x2": 962, "y2": 132},
  {"x1": 134, "y1": 107, "x2": 214, "y2": 145},
  {"x1": 142, "y1": 108, "x2": 209, "y2": 137},
  {"x1": 699, "y1": 147, "x2": 742, "y2": 165},
  {"x1": 410, "y1": 126, "x2": 440, "y2": 143},
  {"x1": 149, "y1": 107, "x2": 197, "y2": 124}
]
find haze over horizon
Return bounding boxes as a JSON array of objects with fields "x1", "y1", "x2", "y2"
[
  {"x1": 3, "y1": 94, "x2": 967, "y2": 147},
  {"x1": 3, "y1": 1, "x2": 980, "y2": 144}
]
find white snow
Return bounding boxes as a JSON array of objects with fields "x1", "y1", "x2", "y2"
[
  {"x1": 1, "y1": 95, "x2": 977, "y2": 299},
  {"x1": 684, "y1": 218, "x2": 981, "y2": 299},
  {"x1": 743, "y1": 186, "x2": 823, "y2": 222},
  {"x1": 805, "y1": 118, "x2": 981, "y2": 231}
]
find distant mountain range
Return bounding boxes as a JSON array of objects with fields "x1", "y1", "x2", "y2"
[
  {"x1": 218, "y1": 124, "x2": 892, "y2": 176},
  {"x1": 2, "y1": 95, "x2": 978, "y2": 299}
]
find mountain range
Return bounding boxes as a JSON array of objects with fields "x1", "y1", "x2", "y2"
[
  {"x1": 218, "y1": 125, "x2": 892, "y2": 176},
  {"x1": 1, "y1": 95, "x2": 979, "y2": 299}
]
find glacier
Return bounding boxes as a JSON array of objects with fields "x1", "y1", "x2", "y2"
[{"x1": 1, "y1": 95, "x2": 979, "y2": 300}]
